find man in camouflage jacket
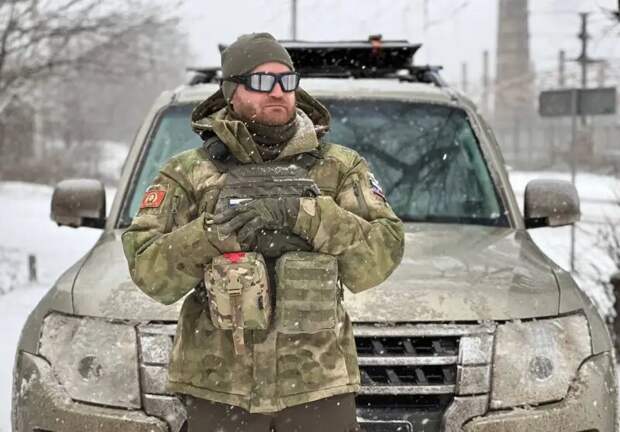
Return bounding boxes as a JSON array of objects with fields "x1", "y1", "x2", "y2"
[{"x1": 122, "y1": 33, "x2": 404, "y2": 431}]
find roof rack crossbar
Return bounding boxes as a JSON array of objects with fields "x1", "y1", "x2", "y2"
[
  {"x1": 185, "y1": 37, "x2": 447, "y2": 88},
  {"x1": 185, "y1": 65, "x2": 447, "y2": 87}
]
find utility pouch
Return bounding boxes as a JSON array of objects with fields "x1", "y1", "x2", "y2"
[
  {"x1": 205, "y1": 252, "x2": 272, "y2": 355},
  {"x1": 274, "y1": 252, "x2": 339, "y2": 334}
]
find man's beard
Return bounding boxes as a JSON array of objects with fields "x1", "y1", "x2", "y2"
[{"x1": 252, "y1": 105, "x2": 295, "y2": 126}]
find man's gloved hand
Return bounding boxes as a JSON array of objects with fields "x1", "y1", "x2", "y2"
[
  {"x1": 212, "y1": 197, "x2": 301, "y2": 247},
  {"x1": 254, "y1": 231, "x2": 312, "y2": 257}
]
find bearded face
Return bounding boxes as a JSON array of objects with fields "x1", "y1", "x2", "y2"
[{"x1": 229, "y1": 62, "x2": 297, "y2": 126}]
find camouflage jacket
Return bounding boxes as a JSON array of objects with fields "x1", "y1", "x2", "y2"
[{"x1": 121, "y1": 88, "x2": 405, "y2": 413}]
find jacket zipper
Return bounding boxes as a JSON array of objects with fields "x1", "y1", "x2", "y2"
[
  {"x1": 352, "y1": 181, "x2": 370, "y2": 219},
  {"x1": 164, "y1": 195, "x2": 180, "y2": 233}
]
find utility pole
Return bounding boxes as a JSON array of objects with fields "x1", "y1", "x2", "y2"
[
  {"x1": 566, "y1": 12, "x2": 604, "y2": 272},
  {"x1": 482, "y1": 50, "x2": 490, "y2": 117},
  {"x1": 574, "y1": 13, "x2": 604, "y2": 123},
  {"x1": 566, "y1": 14, "x2": 590, "y2": 273},
  {"x1": 569, "y1": 88, "x2": 578, "y2": 272},
  {"x1": 461, "y1": 62, "x2": 468, "y2": 94},
  {"x1": 577, "y1": 13, "x2": 589, "y2": 129},
  {"x1": 291, "y1": 0, "x2": 297, "y2": 40},
  {"x1": 578, "y1": 13, "x2": 589, "y2": 90},
  {"x1": 558, "y1": 50, "x2": 566, "y2": 88},
  {"x1": 597, "y1": 62, "x2": 607, "y2": 87},
  {"x1": 572, "y1": 12, "x2": 604, "y2": 147}
]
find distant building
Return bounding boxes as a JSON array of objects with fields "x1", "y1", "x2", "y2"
[{"x1": 494, "y1": 0, "x2": 536, "y2": 128}]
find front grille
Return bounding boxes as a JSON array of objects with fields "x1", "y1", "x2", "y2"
[
  {"x1": 361, "y1": 364, "x2": 457, "y2": 386},
  {"x1": 136, "y1": 322, "x2": 494, "y2": 432},
  {"x1": 356, "y1": 335, "x2": 459, "y2": 357},
  {"x1": 354, "y1": 324, "x2": 495, "y2": 432},
  {"x1": 136, "y1": 323, "x2": 187, "y2": 432},
  {"x1": 355, "y1": 327, "x2": 461, "y2": 396}
]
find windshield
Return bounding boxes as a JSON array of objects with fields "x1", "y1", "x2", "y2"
[{"x1": 120, "y1": 99, "x2": 507, "y2": 227}]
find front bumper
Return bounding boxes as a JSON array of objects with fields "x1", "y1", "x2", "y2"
[
  {"x1": 11, "y1": 344, "x2": 617, "y2": 432},
  {"x1": 12, "y1": 351, "x2": 168, "y2": 432},
  {"x1": 462, "y1": 351, "x2": 617, "y2": 432}
]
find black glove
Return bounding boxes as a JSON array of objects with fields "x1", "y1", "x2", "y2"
[
  {"x1": 254, "y1": 231, "x2": 312, "y2": 257},
  {"x1": 212, "y1": 197, "x2": 300, "y2": 247}
]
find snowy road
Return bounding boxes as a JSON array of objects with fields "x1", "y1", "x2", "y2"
[{"x1": 0, "y1": 173, "x2": 619, "y2": 430}]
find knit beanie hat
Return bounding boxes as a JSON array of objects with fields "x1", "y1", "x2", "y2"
[{"x1": 221, "y1": 32, "x2": 295, "y2": 102}]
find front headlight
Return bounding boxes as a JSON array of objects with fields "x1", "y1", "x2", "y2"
[
  {"x1": 38, "y1": 312, "x2": 141, "y2": 409},
  {"x1": 490, "y1": 314, "x2": 592, "y2": 409}
]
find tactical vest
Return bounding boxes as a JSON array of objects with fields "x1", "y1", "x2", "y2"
[
  {"x1": 199, "y1": 134, "x2": 340, "y2": 355},
  {"x1": 205, "y1": 133, "x2": 322, "y2": 257}
]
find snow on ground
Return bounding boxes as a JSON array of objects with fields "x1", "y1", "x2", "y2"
[
  {"x1": 0, "y1": 171, "x2": 619, "y2": 429},
  {"x1": 0, "y1": 283, "x2": 48, "y2": 431},
  {"x1": 0, "y1": 182, "x2": 106, "y2": 288},
  {"x1": 0, "y1": 182, "x2": 112, "y2": 432}
]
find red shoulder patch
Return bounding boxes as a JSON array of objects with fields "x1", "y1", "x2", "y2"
[{"x1": 140, "y1": 189, "x2": 166, "y2": 209}]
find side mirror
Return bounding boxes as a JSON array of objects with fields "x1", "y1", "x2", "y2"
[
  {"x1": 524, "y1": 179, "x2": 580, "y2": 229},
  {"x1": 51, "y1": 179, "x2": 106, "y2": 229}
]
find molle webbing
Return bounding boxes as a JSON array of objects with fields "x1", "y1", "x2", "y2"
[
  {"x1": 205, "y1": 253, "x2": 272, "y2": 355},
  {"x1": 214, "y1": 163, "x2": 321, "y2": 214}
]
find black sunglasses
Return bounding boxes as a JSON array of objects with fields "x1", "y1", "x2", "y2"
[{"x1": 223, "y1": 72, "x2": 300, "y2": 93}]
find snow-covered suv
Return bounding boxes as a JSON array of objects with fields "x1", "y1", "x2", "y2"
[{"x1": 12, "y1": 39, "x2": 618, "y2": 432}]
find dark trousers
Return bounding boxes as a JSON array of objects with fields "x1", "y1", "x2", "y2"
[{"x1": 184, "y1": 393, "x2": 361, "y2": 432}]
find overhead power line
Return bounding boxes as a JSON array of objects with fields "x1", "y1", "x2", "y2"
[{"x1": 425, "y1": 1, "x2": 470, "y2": 29}]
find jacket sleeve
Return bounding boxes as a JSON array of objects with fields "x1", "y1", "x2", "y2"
[
  {"x1": 121, "y1": 170, "x2": 240, "y2": 305},
  {"x1": 292, "y1": 155, "x2": 404, "y2": 293}
]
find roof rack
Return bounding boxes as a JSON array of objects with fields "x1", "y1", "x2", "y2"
[
  {"x1": 187, "y1": 35, "x2": 446, "y2": 87},
  {"x1": 186, "y1": 67, "x2": 220, "y2": 86}
]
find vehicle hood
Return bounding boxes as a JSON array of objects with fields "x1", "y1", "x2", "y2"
[
  {"x1": 344, "y1": 224, "x2": 560, "y2": 321},
  {"x1": 71, "y1": 224, "x2": 560, "y2": 322}
]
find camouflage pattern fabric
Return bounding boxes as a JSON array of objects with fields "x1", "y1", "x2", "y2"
[
  {"x1": 121, "y1": 88, "x2": 405, "y2": 413},
  {"x1": 206, "y1": 252, "x2": 272, "y2": 331},
  {"x1": 206, "y1": 252, "x2": 272, "y2": 355},
  {"x1": 274, "y1": 252, "x2": 340, "y2": 334},
  {"x1": 210, "y1": 161, "x2": 319, "y2": 257}
]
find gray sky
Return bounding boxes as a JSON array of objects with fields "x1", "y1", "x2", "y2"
[{"x1": 180, "y1": 0, "x2": 619, "y2": 92}]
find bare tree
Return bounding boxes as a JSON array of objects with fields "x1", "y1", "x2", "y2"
[
  {"x1": 41, "y1": 17, "x2": 190, "y2": 140},
  {"x1": 37, "y1": 18, "x2": 190, "y2": 183},
  {"x1": 0, "y1": 0, "x2": 179, "y2": 101},
  {"x1": 0, "y1": 0, "x2": 189, "y2": 184}
]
